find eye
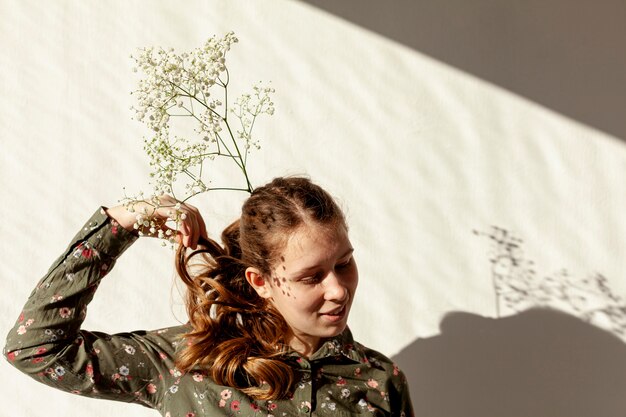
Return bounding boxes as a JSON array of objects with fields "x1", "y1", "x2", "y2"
[
  {"x1": 336, "y1": 257, "x2": 353, "y2": 269},
  {"x1": 300, "y1": 274, "x2": 323, "y2": 285}
]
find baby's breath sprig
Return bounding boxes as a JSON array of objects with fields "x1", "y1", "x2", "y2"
[{"x1": 122, "y1": 32, "x2": 275, "y2": 244}]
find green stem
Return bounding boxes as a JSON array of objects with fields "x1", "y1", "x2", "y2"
[
  {"x1": 168, "y1": 80, "x2": 221, "y2": 120},
  {"x1": 223, "y1": 118, "x2": 252, "y2": 192},
  {"x1": 181, "y1": 187, "x2": 250, "y2": 203}
]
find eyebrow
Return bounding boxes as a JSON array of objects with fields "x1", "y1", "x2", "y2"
[{"x1": 291, "y1": 248, "x2": 354, "y2": 276}]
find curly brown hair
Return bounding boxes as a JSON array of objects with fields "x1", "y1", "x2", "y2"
[{"x1": 174, "y1": 176, "x2": 345, "y2": 400}]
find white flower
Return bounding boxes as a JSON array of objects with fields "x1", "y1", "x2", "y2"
[
  {"x1": 119, "y1": 365, "x2": 130, "y2": 376},
  {"x1": 124, "y1": 32, "x2": 274, "y2": 247}
]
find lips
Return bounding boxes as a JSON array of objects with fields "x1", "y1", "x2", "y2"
[
  {"x1": 321, "y1": 305, "x2": 345, "y2": 315},
  {"x1": 320, "y1": 305, "x2": 347, "y2": 323}
]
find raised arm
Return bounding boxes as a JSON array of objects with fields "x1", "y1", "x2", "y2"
[{"x1": 3, "y1": 200, "x2": 207, "y2": 410}]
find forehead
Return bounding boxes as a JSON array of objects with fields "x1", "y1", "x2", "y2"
[{"x1": 279, "y1": 223, "x2": 351, "y2": 267}]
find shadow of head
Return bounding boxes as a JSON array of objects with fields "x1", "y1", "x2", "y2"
[{"x1": 393, "y1": 308, "x2": 626, "y2": 417}]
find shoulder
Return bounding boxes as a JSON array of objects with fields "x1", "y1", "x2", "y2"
[
  {"x1": 335, "y1": 328, "x2": 408, "y2": 388},
  {"x1": 353, "y1": 340, "x2": 406, "y2": 380}
]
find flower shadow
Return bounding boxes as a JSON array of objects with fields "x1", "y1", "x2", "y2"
[{"x1": 393, "y1": 307, "x2": 626, "y2": 417}]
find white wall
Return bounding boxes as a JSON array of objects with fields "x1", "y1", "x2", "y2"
[{"x1": 2, "y1": 1, "x2": 625, "y2": 416}]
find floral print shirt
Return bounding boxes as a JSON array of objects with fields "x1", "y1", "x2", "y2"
[{"x1": 4, "y1": 208, "x2": 414, "y2": 417}]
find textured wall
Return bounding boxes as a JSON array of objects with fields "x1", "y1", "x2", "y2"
[{"x1": 2, "y1": 1, "x2": 625, "y2": 416}]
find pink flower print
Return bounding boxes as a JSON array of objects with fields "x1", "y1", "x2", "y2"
[
  {"x1": 159, "y1": 352, "x2": 168, "y2": 359},
  {"x1": 268, "y1": 403, "x2": 278, "y2": 411},
  {"x1": 250, "y1": 403, "x2": 260, "y2": 411},
  {"x1": 218, "y1": 399, "x2": 226, "y2": 408},
  {"x1": 86, "y1": 364, "x2": 94, "y2": 377},
  {"x1": 35, "y1": 347, "x2": 47, "y2": 355},
  {"x1": 186, "y1": 413, "x2": 196, "y2": 417},
  {"x1": 367, "y1": 378, "x2": 379, "y2": 389},
  {"x1": 32, "y1": 357, "x2": 44, "y2": 364},
  {"x1": 16, "y1": 325, "x2": 27, "y2": 335},
  {"x1": 231, "y1": 400, "x2": 240, "y2": 411},
  {"x1": 336, "y1": 377, "x2": 347, "y2": 386},
  {"x1": 59, "y1": 307, "x2": 72, "y2": 318},
  {"x1": 79, "y1": 243, "x2": 93, "y2": 258},
  {"x1": 165, "y1": 413, "x2": 171, "y2": 417},
  {"x1": 25, "y1": 318, "x2": 34, "y2": 327},
  {"x1": 192, "y1": 371, "x2": 204, "y2": 382},
  {"x1": 393, "y1": 364, "x2": 400, "y2": 376},
  {"x1": 51, "y1": 294, "x2": 63, "y2": 303},
  {"x1": 354, "y1": 367, "x2": 362, "y2": 376},
  {"x1": 18, "y1": 312, "x2": 24, "y2": 322},
  {"x1": 6, "y1": 351, "x2": 16, "y2": 362},
  {"x1": 220, "y1": 389, "x2": 232, "y2": 400},
  {"x1": 147, "y1": 383, "x2": 157, "y2": 394}
]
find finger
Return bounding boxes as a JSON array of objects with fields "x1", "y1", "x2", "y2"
[
  {"x1": 180, "y1": 221, "x2": 192, "y2": 248},
  {"x1": 182, "y1": 203, "x2": 203, "y2": 249}
]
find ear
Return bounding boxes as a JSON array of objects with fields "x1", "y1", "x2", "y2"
[{"x1": 245, "y1": 267, "x2": 272, "y2": 299}]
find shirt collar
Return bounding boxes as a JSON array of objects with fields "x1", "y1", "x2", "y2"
[{"x1": 306, "y1": 327, "x2": 368, "y2": 363}]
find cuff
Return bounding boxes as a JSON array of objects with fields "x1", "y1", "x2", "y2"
[{"x1": 76, "y1": 207, "x2": 138, "y2": 258}]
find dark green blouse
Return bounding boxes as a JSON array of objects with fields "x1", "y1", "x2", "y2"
[{"x1": 4, "y1": 208, "x2": 413, "y2": 417}]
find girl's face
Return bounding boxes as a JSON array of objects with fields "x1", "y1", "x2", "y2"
[{"x1": 247, "y1": 223, "x2": 358, "y2": 356}]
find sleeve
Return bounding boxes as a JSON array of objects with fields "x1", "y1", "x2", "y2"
[
  {"x1": 389, "y1": 364, "x2": 415, "y2": 417},
  {"x1": 391, "y1": 364, "x2": 415, "y2": 417},
  {"x1": 3, "y1": 208, "x2": 177, "y2": 410}
]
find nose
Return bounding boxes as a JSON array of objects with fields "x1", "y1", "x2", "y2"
[{"x1": 324, "y1": 271, "x2": 348, "y2": 303}]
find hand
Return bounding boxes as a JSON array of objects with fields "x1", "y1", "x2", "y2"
[{"x1": 106, "y1": 196, "x2": 208, "y2": 249}]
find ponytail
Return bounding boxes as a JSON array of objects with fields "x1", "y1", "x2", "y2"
[{"x1": 174, "y1": 220, "x2": 295, "y2": 400}]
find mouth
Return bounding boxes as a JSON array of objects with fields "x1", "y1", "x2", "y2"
[{"x1": 320, "y1": 305, "x2": 347, "y2": 322}]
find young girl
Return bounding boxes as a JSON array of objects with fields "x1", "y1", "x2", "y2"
[{"x1": 4, "y1": 176, "x2": 413, "y2": 417}]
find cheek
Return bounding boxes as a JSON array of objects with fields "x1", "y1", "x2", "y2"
[
  {"x1": 283, "y1": 287, "x2": 326, "y2": 313},
  {"x1": 347, "y1": 267, "x2": 359, "y2": 293}
]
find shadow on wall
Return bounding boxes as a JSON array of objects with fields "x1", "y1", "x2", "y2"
[
  {"x1": 299, "y1": 0, "x2": 626, "y2": 141},
  {"x1": 392, "y1": 308, "x2": 626, "y2": 417}
]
